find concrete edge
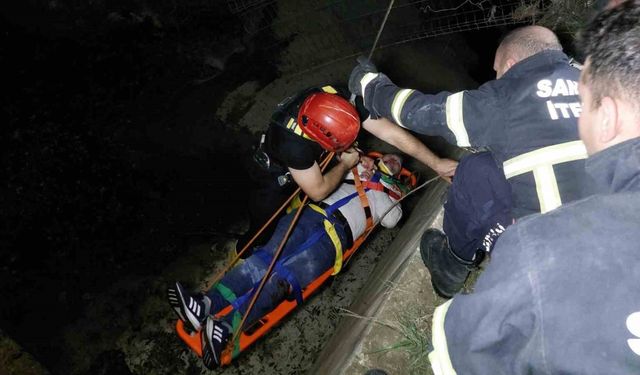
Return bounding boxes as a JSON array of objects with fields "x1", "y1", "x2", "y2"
[{"x1": 308, "y1": 181, "x2": 448, "y2": 375}]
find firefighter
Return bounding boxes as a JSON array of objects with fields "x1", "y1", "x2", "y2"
[
  {"x1": 242, "y1": 86, "x2": 456, "y2": 253},
  {"x1": 430, "y1": 3, "x2": 640, "y2": 373},
  {"x1": 241, "y1": 88, "x2": 360, "y2": 253},
  {"x1": 349, "y1": 26, "x2": 594, "y2": 297}
]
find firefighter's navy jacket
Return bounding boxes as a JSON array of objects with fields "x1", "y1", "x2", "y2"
[
  {"x1": 429, "y1": 138, "x2": 640, "y2": 375},
  {"x1": 358, "y1": 50, "x2": 593, "y2": 217}
]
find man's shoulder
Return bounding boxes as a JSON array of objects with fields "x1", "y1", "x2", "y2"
[
  {"x1": 514, "y1": 194, "x2": 602, "y2": 229},
  {"x1": 505, "y1": 192, "x2": 639, "y2": 249},
  {"x1": 267, "y1": 125, "x2": 322, "y2": 169}
]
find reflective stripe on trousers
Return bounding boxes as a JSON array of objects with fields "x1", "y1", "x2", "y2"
[
  {"x1": 429, "y1": 299, "x2": 457, "y2": 375},
  {"x1": 503, "y1": 140, "x2": 587, "y2": 213}
]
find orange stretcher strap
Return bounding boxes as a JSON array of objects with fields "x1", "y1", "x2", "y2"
[{"x1": 351, "y1": 167, "x2": 374, "y2": 232}]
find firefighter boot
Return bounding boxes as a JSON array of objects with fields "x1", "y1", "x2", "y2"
[{"x1": 420, "y1": 228, "x2": 472, "y2": 298}]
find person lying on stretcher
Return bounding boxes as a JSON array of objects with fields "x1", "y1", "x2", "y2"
[{"x1": 167, "y1": 153, "x2": 406, "y2": 369}]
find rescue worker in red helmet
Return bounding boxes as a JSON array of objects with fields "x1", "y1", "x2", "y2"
[
  {"x1": 241, "y1": 86, "x2": 360, "y2": 253},
  {"x1": 241, "y1": 85, "x2": 456, "y2": 253}
]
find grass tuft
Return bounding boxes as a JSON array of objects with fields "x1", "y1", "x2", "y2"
[{"x1": 366, "y1": 305, "x2": 434, "y2": 375}]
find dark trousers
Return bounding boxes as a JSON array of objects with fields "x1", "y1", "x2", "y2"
[{"x1": 443, "y1": 152, "x2": 513, "y2": 261}]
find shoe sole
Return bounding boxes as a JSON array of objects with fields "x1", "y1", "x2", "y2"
[{"x1": 167, "y1": 287, "x2": 186, "y2": 322}]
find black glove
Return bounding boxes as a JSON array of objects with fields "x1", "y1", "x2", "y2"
[{"x1": 348, "y1": 56, "x2": 378, "y2": 97}]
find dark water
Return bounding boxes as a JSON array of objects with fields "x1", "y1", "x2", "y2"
[{"x1": 1, "y1": 3, "x2": 278, "y2": 372}]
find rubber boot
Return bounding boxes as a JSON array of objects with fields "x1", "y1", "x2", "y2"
[{"x1": 420, "y1": 229, "x2": 474, "y2": 298}]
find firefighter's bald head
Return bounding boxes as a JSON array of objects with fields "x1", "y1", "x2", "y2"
[{"x1": 494, "y1": 26, "x2": 562, "y2": 79}]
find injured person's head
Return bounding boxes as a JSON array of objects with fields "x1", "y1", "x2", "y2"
[
  {"x1": 379, "y1": 154, "x2": 402, "y2": 176},
  {"x1": 354, "y1": 153, "x2": 403, "y2": 181}
]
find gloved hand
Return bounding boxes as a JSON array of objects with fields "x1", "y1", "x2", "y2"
[{"x1": 348, "y1": 56, "x2": 378, "y2": 97}]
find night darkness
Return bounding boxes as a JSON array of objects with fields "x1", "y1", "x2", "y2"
[
  {"x1": 2, "y1": 1, "x2": 277, "y2": 371},
  {"x1": 2, "y1": 1, "x2": 503, "y2": 373}
]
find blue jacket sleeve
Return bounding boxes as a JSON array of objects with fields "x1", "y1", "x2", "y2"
[{"x1": 361, "y1": 73, "x2": 504, "y2": 148}]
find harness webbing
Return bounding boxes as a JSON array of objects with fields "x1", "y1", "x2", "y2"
[
  {"x1": 308, "y1": 203, "x2": 344, "y2": 275},
  {"x1": 213, "y1": 283, "x2": 242, "y2": 356},
  {"x1": 344, "y1": 172, "x2": 402, "y2": 201},
  {"x1": 247, "y1": 194, "x2": 356, "y2": 305},
  {"x1": 254, "y1": 250, "x2": 304, "y2": 306},
  {"x1": 352, "y1": 168, "x2": 374, "y2": 232}
]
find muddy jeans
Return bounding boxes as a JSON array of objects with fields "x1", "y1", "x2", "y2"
[{"x1": 206, "y1": 207, "x2": 349, "y2": 325}]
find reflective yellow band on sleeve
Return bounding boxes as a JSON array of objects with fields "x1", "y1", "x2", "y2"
[
  {"x1": 308, "y1": 204, "x2": 344, "y2": 275},
  {"x1": 429, "y1": 299, "x2": 457, "y2": 375},
  {"x1": 391, "y1": 89, "x2": 414, "y2": 128},
  {"x1": 359, "y1": 72, "x2": 379, "y2": 107},
  {"x1": 321, "y1": 85, "x2": 338, "y2": 94},
  {"x1": 503, "y1": 140, "x2": 587, "y2": 213},
  {"x1": 445, "y1": 92, "x2": 471, "y2": 147}
]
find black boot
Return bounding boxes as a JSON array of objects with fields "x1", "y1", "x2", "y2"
[{"x1": 420, "y1": 229, "x2": 474, "y2": 298}]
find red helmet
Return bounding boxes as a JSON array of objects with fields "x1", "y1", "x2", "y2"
[{"x1": 297, "y1": 92, "x2": 360, "y2": 152}]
